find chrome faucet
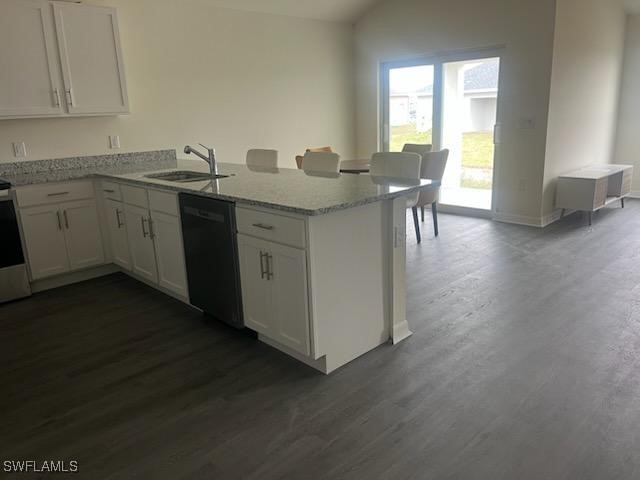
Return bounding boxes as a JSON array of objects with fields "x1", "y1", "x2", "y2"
[{"x1": 184, "y1": 144, "x2": 218, "y2": 177}]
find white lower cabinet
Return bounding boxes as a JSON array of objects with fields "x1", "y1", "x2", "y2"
[
  {"x1": 237, "y1": 233, "x2": 310, "y2": 356},
  {"x1": 20, "y1": 204, "x2": 70, "y2": 279},
  {"x1": 63, "y1": 199, "x2": 105, "y2": 270},
  {"x1": 151, "y1": 210, "x2": 188, "y2": 298},
  {"x1": 124, "y1": 203, "x2": 158, "y2": 284},
  {"x1": 20, "y1": 198, "x2": 104, "y2": 280},
  {"x1": 104, "y1": 198, "x2": 130, "y2": 270}
]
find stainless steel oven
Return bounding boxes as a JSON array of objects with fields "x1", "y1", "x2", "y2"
[{"x1": 0, "y1": 179, "x2": 31, "y2": 303}]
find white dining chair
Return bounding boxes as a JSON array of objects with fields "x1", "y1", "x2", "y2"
[
  {"x1": 370, "y1": 152, "x2": 423, "y2": 243},
  {"x1": 301, "y1": 151, "x2": 340, "y2": 174},
  {"x1": 246, "y1": 149, "x2": 278, "y2": 168}
]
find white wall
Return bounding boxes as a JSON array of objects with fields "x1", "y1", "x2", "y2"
[
  {"x1": 614, "y1": 14, "x2": 640, "y2": 194},
  {"x1": 543, "y1": 0, "x2": 626, "y2": 217},
  {"x1": 355, "y1": 0, "x2": 557, "y2": 222},
  {"x1": 0, "y1": 0, "x2": 355, "y2": 167}
]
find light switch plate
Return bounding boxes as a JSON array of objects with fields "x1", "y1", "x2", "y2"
[
  {"x1": 12, "y1": 142, "x2": 27, "y2": 158},
  {"x1": 109, "y1": 135, "x2": 121, "y2": 149}
]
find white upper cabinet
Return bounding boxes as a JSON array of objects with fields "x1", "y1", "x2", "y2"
[
  {"x1": 0, "y1": 0, "x2": 63, "y2": 117},
  {"x1": 0, "y1": 0, "x2": 129, "y2": 120},
  {"x1": 52, "y1": 2, "x2": 129, "y2": 115}
]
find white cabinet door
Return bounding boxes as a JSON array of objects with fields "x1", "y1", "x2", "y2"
[
  {"x1": 20, "y1": 205, "x2": 69, "y2": 280},
  {"x1": 237, "y1": 234, "x2": 310, "y2": 355},
  {"x1": 237, "y1": 235, "x2": 272, "y2": 335},
  {"x1": 61, "y1": 199, "x2": 105, "y2": 271},
  {"x1": 53, "y1": 2, "x2": 129, "y2": 115},
  {"x1": 124, "y1": 204, "x2": 157, "y2": 283},
  {"x1": 104, "y1": 198, "x2": 130, "y2": 270},
  {"x1": 0, "y1": 0, "x2": 63, "y2": 118},
  {"x1": 269, "y1": 243, "x2": 311, "y2": 356},
  {"x1": 151, "y1": 211, "x2": 188, "y2": 298}
]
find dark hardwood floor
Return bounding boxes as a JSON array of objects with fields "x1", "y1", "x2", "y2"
[{"x1": 2, "y1": 201, "x2": 640, "y2": 479}]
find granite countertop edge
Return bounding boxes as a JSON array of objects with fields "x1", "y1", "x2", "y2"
[{"x1": 3, "y1": 165, "x2": 438, "y2": 217}]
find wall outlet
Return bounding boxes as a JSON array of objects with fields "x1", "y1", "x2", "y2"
[
  {"x1": 109, "y1": 135, "x2": 121, "y2": 149},
  {"x1": 12, "y1": 142, "x2": 27, "y2": 158}
]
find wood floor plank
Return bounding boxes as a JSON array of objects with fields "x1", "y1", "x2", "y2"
[{"x1": 2, "y1": 201, "x2": 640, "y2": 479}]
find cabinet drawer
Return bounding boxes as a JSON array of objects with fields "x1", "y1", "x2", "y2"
[
  {"x1": 149, "y1": 189, "x2": 178, "y2": 216},
  {"x1": 236, "y1": 207, "x2": 306, "y2": 249},
  {"x1": 100, "y1": 180, "x2": 122, "y2": 201},
  {"x1": 122, "y1": 185, "x2": 149, "y2": 208},
  {"x1": 15, "y1": 180, "x2": 94, "y2": 208}
]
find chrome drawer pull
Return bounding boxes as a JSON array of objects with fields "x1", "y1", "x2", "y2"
[
  {"x1": 103, "y1": 189, "x2": 116, "y2": 193},
  {"x1": 47, "y1": 191, "x2": 69, "y2": 197},
  {"x1": 63, "y1": 210, "x2": 69, "y2": 229},
  {"x1": 259, "y1": 251, "x2": 267, "y2": 279},
  {"x1": 266, "y1": 253, "x2": 274, "y2": 280},
  {"x1": 115, "y1": 209, "x2": 124, "y2": 228},
  {"x1": 252, "y1": 223, "x2": 274, "y2": 231}
]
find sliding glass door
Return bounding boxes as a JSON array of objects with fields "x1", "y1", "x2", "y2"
[{"x1": 382, "y1": 52, "x2": 501, "y2": 212}]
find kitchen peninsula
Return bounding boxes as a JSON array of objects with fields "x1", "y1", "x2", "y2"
[{"x1": 3, "y1": 151, "x2": 438, "y2": 373}]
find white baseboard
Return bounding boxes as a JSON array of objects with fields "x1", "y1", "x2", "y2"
[
  {"x1": 437, "y1": 203, "x2": 493, "y2": 219},
  {"x1": 630, "y1": 191, "x2": 640, "y2": 199},
  {"x1": 492, "y1": 212, "x2": 545, "y2": 227}
]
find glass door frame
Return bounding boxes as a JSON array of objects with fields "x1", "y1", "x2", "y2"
[{"x1": 380, "y1": 47, "x2": 505, "y2": 215}]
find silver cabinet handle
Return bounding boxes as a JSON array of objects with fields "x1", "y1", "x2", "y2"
[
  {"x1": 53, "y1": 88, "x2": 61, "y2": 107},
  {"x1": 63, "y1": 210, "x2": 69, "y2": 229},
  {"x1": 115, "y1": 209, "x2": 124, "y2": 228},
  {"x1": 266, "y1": 253, "x2": 274, "y2": 280},
  {"x1": 103, "y1": 189, "x2": 116, "y2": 193},
  {"x1": 56, "y1": 211, "x2": 63, "y2": 231},
  {"x1": 252, "y1": 223, "x2": 274, "y2": 231},
  {"x1": 259, "y1": 251, "x2": 267, "y2": 279},
  {"x1": 65, "y1": 89, "x2": 73, "y2": 106},
  {"x1": 147, "y1": 217, "x2": 155, "y2": 239},
  {"x1": 140, "y1": 217, "x2": 148, "y2": 237},
  {"x1": 47, "y1": 191, "x2": 69, "y2": 197}
]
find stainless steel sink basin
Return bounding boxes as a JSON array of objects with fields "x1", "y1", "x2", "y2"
[{"x1": 144, "y1": 171, "x2": 229, "y2": 182}]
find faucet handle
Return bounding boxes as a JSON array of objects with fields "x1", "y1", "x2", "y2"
[{"x1": 199, "y1": 143, "x2": 214, "y2": 152}]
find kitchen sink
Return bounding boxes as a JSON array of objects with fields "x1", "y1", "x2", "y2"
[{"x1": 144, "y1": 171, "x2": 229, "y2": 182}]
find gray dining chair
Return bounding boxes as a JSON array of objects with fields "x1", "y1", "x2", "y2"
[{"x1": 370, "y1": 152, "x2": 423, "y2": 243}]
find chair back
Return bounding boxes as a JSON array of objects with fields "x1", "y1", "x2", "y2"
[
  {"x1": 246, "y1": 149, "x2": 278, "y2": 168},
  {"x1": 370, "y1": 152, "x2": 422, "y2": 207},
  {"x1": 302, "y1": 151, "x2": 340, "y2": 174},
  {"x1": 296, "y1": 146, "x2": 333, "y2": 169},
  {"x1": 402, "y1": 143, "x2": 433, "y2": 158},
  {"x1": 417, "y1": 149, "x2": 449, "y2": 206}
]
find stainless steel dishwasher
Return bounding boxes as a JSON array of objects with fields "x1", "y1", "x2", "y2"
[{"x1": 179, "y1": 193, "x2": 243, "y2": 328}]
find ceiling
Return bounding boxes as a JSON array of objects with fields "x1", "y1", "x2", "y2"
[{"x1": 201, "y1": 0, "x2": 382, "y2": 22}]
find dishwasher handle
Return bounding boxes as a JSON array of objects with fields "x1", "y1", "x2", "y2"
[{"x1": 183, "y1": 206, "x2": 226, "y2": 223}]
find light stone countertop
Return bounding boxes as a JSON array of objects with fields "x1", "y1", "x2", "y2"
[
  {"x1": 1, "y1": 152, "x2": 439, "y2": 216},
  {"x1": 101, "y1": 163, "x2": 439, "y2": 216}
]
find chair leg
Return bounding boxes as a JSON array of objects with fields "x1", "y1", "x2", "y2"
[
  {"x1": 412, "y1": 207, "x2": 421, "y2": 244},
  {"x1": 432, "y1": 202, "x2": 439, "y2": 237},
  {"x1": 621, "y1": 197, "x2": 625, "y2": 208},
  {"x1": 421, "y1": 206, "x2": 425, "y2": 222}
]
